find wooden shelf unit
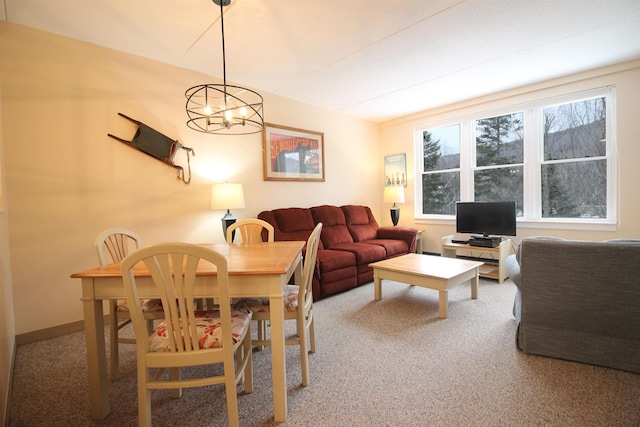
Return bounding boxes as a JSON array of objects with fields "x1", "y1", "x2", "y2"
[{"x1": 441, "y1": 235, "x2": 513, "y2": 283}]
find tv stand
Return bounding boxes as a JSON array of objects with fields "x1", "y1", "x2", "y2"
[{"x1": 441, "y1": 235, "x2": 513, "y2": 283}]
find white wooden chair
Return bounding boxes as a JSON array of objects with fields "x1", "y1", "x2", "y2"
[
  {"x1": 226, "y1": 218, "x2": 275, "y2": 349},
  {"x1": 120, "y1": 242, "x2": 253, "y2": 427},
  {"x1": 226, "y1": 218, "x2": 275, "y2": 244},
  {"x1": 95, "y1": 228, "x2": 163, "y2": 381},
  {"x1": 236, "y1": 223, "x2": 322, "y2": 386}
]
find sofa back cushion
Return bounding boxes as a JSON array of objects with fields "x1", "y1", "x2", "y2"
[
  {"x1": 258, "y1": 208, "x2": 318, "y2": 245},
  {"x1": 341, "y1": 205, "x2": 379, "y2": 242},
  {"x1": 310, "y1": 205, "x2": 353, "y2": 248}
]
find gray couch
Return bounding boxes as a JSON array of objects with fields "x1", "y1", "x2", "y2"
[{"x1": 505, "y1": 237, "x2": 640, "y2": 373}]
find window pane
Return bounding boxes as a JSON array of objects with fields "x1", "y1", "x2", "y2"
[
  {"x1": 422, "y1": 171, "x2": 460, "y2": 215},
  {"x1": 541, "y1": 160, "x2": 606, "y2": 218},
  {"x1": 423, "y1": 125, "x2": 460, "y2": 171},
  {"x1": 474, "y1": 167, "x2": 524, "y2": 216},
  {"x1": 476, "y1": 113, "x2": 523, "y2": 166},
  {"x1": 543, "y1": 98, "x2": 606, "y2": 161}
]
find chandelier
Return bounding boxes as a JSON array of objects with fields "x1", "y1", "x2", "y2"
[{"x1": 185, "y1": 0, "x2": 264, "y2": 135}]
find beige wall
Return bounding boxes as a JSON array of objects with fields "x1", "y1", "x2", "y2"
[
  {"x1": 380, "y1": 60, "x2": 640, "y2": 254},
  {"x1": 0, "y1": 79, "x2": 15, "y2": 427},
  {"x1": 0, "y1": 21, "x2": 380, "y2": 336}
]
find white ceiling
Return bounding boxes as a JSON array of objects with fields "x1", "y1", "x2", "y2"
[{"x1": 3, "y1": 0, "x2": 640, "y2": 122}]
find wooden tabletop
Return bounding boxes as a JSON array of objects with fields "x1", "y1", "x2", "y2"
[
  {"x1": 370, "y1": 253, "x2": 483, "y2": 280},
  {"x1": 71, "y1": 241, "x2": 305, "y2": 278}
]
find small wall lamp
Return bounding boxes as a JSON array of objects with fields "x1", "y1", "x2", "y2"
[{"x1": 383, "y1": 186, "x2": 405, "y2": 226}]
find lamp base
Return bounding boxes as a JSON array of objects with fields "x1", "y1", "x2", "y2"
[
  {"x1": 390, "y1": 207, "x2": 400, "y2": 226},
  {"x1": 221, "y1": 210, "x2": 237, "y2": 241}
]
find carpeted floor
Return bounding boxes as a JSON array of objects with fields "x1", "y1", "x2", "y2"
[{"x1": 9, "y1": 279, "x2": 640, "y2": 426}]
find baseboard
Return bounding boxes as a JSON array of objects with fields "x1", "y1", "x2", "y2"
[
  {"x1": 3, "y1": 340, "x2": 16, "y2": 427},
  {"x1": 15, "y1": 319, "x2": 88, "y2": 346}
]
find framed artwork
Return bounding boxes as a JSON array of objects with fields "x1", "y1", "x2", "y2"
[
  {"x1": 263, "y1": 123, "x2": 325, "y2": 182},
  {"x1": 384, "y1": 153, "x2": 407, "y2": 187}
]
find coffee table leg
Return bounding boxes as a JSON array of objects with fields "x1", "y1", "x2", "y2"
[
  {"x1": 471, "y1": 268, "x2": 479, "y2": 299},
  {"x1": 438, "y1": 290, "x2": 448, "y2": 318},
  {"x1": 373, "y1": 269, "x2": 382, "y2": 300}
]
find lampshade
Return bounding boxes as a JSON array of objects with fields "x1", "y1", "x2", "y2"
[
  {"x1": 210, "y1": 183, "x2": 245, "y2": 210},
  {"x1": 185, "y1": 0, "x2": 264, "y2": 135},
  {"x1": 383, "y1": 186, "x2": 405, "y2": 204}
]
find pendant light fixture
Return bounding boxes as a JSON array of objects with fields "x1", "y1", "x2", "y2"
[{"x1": 185, "y1": 0, "x2": 264, "y2": 135}]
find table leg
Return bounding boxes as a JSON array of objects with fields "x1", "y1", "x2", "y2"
[
  {"x1": 81, "y1": 278, "x2": 110, "y2": 419},
  {"x1": 294, "y1": 259, "x2": 303, "y2": 285},
  {"x1": 438, "y1": 289, "x2": 448, "y2": 319},
  {"x1": 269, "y1": 293, "x2": 287, "y2": 422},
  {"x1": 471, "y1": 268, "x2": 479, "y2": 299},
  {"x1": 373, "y1": 270, "x2": 382, "y2": 301}
]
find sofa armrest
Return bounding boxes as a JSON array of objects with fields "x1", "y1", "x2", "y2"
[
  {"x1": 505, "y1": 254, "x2": 521, "y2": 288},
  {"x1": 505, "y1": 253, "x2": 522, "y2": 322},
  {"x1": 377, "y1": 226, "x2": 418, "y2": 253}
]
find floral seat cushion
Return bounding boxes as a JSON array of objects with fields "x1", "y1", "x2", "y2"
[
  {"x1": 116, "y1": 298, "x2": 164, "y2": 313},
  {"x1": 148, "y1": 309, "x2": 252, "y2": 352},
  {"x1": 236, "y1": 285, "x2": 299, "y2": 313}
]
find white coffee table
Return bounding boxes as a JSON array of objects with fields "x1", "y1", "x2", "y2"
[{"x1": 369, "y1": 254, "x2": 484, "y2": 318}]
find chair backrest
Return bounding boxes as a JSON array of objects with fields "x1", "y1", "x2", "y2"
[
  {"x1": 120, "y1": 242, "x2": 235, "y2": 355},
  {"x1": 299, "y1": 223, "x2": 323, "y2": 315},
  {"x1": 95, "y1": 228, "x2": 142, "y2": 265},
  {"x1": 226, "y1": 218, "x2": 275, "y2": 244}
]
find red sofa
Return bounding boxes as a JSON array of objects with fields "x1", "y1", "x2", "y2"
[{"x1": 258, "y1": 205, "x2": 419, "y2": 300}]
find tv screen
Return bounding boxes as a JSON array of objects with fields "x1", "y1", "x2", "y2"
[{"x1": 455, "y1": 201, "x2": 517, "y2": 237}]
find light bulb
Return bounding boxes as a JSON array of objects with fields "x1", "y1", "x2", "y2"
[
  {"x1": 204, "y1": 105, "x2": 212, "y2": 116},
  {"x1": 240, "y1": 106, "x2": 247, "y2": 117},
  {"x1": 225, "y1": 109, "x2": 233, "y2": 120}
]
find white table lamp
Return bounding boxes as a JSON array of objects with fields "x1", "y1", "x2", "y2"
[{"x1": 210, "y1": 183, "x2": 245, "y2": 239}]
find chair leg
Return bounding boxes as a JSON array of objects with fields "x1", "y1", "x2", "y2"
[
  {"x1": 139, "y1": 366, "x2": 152, "y2": 427},
  {"x1": 109, "y1": 300, "x2": 120, "y2": 382},
  {"x1": 146, "y1": 318, "x2": 155, "y2": 334},
  {"x1": 225, "y1": 372, "x2": 240, "y2": 427},
  {"x1": 243, "y1": 332, "x2": 253, "y2": 394},
  {"x1": 309, "y1": 315, "x2": 316, "y2": 354},
  {"x1": 170, "y1": 368, "x2": 182, "y2": 398},
  {"x1": 256, "y1": 320, "x2": 266, "y2": 351},
  {"x1": 299, "y1": 317, "x2": 310, "y2": 387},
  {"x1": 238, "y1": 344, "x2": 245, "y2": 386}
]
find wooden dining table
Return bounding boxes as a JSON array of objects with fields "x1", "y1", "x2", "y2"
[{"x1": 71, "y1": 240, "x2": 305, "y2": 423}]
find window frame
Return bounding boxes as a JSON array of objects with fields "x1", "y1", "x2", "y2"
[{"x1": 414, "y1": 86, "x2": 617, "y2": 232}]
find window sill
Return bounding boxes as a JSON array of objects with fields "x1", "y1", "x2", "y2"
[{"x1": 414, "y1": 217, "x2": 617, "y2": 232}]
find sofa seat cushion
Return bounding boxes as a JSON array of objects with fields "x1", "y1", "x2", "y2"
[
  {"x1": 360, "y1": 239, "x2": 409, "y2": 257},
  {"x1": 317, "y1": 249, "x2": 356, "y2": 273},
  {"x1": 330, "y1": 242, "x2": 386, "y2": 265},
  {"x1": 315, "y1": 270, "x2": 357, "y2": 298}
]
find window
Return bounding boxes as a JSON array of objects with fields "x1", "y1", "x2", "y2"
[
  {"x1": 421, "y1": 124, "x2": 460, "y2": 215},
  {"x1": 541, "y1": 98, "x2": 607, "y2": 218},
  {"x1": 474, "y1": 112, "x2": 523, "y2": 213},
  {"x1": 415, "y1": 87, "x2": 616, "y2": 229}
]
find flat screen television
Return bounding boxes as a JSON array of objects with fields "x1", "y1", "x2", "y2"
[{"x1": 455, "y1": 201, "x2": 517, "y2": 237}]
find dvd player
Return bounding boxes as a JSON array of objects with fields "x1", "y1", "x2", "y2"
[
  {"x1": 451, "y1": 239, "x2": 469, "y2": 244},
  {"x1": 468, "y1": 236, "x2": 501, "y2": 248}
]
